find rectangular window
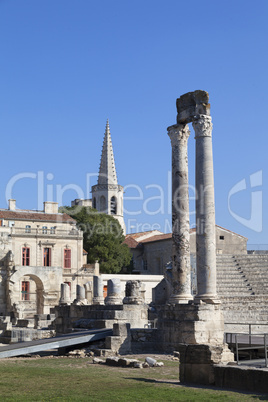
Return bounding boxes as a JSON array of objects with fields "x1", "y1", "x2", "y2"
[
  {"x1": 25, "y1": 225, "x2": 31, "y2": 233},
  {"x1": 219, "y1": 236, "x2": 224, "y2": 240},
  {"x1": 21, "y1": 281, "x2": 30, "y2": 301},
  {"x1": 42, "y1": 226, "x2": 47, "y2": 234},
  {"x1": 43, "y1": 248, "x2": 51, "y2": 266},
  {"x1": 22, "y1": 247, "x2": 30, "y2": 266},
  {"x1": 64, "y1": 249, "x2": 71, "y2": 268},
  {"x1": 50, "y1": 227, "x2": 56, "y2": 234}
]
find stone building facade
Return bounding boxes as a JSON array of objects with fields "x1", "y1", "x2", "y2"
[
  {"x1": 0, "y1": 199, "x2": 97, "y2": 319},
  {"x1": 124, "y1": 226, "x2": 247, "y2": 275}
]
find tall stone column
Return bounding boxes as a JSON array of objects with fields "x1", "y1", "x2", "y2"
[
  {"x1": 167, "y1": 124, "x2": 192, "y2": 303},
  {"x1": 193, "y1": 115, "x2": 218, "y2": 303}
]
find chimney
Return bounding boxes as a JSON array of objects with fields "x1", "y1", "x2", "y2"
[
  {"x1": 8, "y1": 199, "x2": 16, "y2": 211},
  {"x1": 43, "y1": 202, "x2": 58, "y2": 214}
]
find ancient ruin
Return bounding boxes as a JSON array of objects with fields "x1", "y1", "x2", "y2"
[{"x1": 157, "y1": 90, "x2": 234, "y2": 383}]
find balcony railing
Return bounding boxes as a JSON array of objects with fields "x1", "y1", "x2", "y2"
[{"x1": 10, "y1": 227, "x2": 82, "y2": 238}]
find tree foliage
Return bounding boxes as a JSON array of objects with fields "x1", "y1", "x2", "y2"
[{"x1": 61, "y1": 206, "x2": 131, "y2": 274}]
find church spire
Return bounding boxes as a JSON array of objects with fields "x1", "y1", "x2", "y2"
[{"x1": 98, "y1": 119, "x2": 118, "y2": 186}]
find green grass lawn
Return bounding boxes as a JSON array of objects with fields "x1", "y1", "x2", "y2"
[{"x1": 0, "y1": 356, "x2": 267, "y2": 401}]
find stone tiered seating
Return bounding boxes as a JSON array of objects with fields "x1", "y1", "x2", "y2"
[
  {"x1": 234, "y1": 255, "x2": 268, "y2": 296},
  {"x1": 216, "y1": 255, "x2": 254, "y2": 296},
  {"x1": 216, "y1": 254, "x2": 268, "y2": 324}
]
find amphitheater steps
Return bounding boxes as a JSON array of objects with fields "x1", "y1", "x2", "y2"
[
  {"x1": 216, "y1": 255, "x2": 254, "y2": 296},
  {"x1": 234, "y1": 254, "x2": 268, "y2": 296}
]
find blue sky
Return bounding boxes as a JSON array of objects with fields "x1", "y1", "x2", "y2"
[{"x1": 0, "y1": 0, "x2": 267, "y2": 247}]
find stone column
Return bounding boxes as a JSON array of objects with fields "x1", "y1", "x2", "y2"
[
  {"x1": 192, "y1": 115, "x2": 218, "y2": 303},
  {"x1": 167, "y1": 124, "x2": 192, "y2": 303},
  {"x1": 59, "y1": 283, "x2": 71, "y2": 305},
  {"x1": 105, "y1": 278, "x2": 122, "y2": 305},
  {"x1": 93, "y1": 276, "x2": 104, "y2": 305},
  {"x1": 123, "y1": 280, "x2": 143, "y2": 305},
  {"x1": 73, "y1": 285, "x2": 88, "y2": 305}
]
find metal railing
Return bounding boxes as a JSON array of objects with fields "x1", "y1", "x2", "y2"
[
  {"x1": 233, "y1": 333, "x2": 268, "y2": 367},
  {"x1": 225, "y1": 323, "x2": 268, "y2": 367}
]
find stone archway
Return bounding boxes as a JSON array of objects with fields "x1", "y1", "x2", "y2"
[{"x1": 7, "y1": 266, "x2": 62, "y2": 319}]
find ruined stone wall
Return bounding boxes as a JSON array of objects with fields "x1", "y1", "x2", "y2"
[{"x1": 130, "y1": 328, "x2": 159, "y2": 353}]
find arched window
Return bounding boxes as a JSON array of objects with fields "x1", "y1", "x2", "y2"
[
  {"x1": 100, "y1": 196, "x2": 106, "y2": 212},
  {"x1": 110, "y1": 196, "x2": 117, "y2": 215},
  {"x1": 93, "y1": 197, "x2": 96, "y2": 209}
]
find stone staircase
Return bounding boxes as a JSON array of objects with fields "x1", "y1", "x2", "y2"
[
  {"x1": 216, "y1": 255, "x2": 254, "y2": 297},
  {"x1": 234, "y1": 254, "x2": 268, "y2": 296},
  {"x1": 216, "y1": 254, "x2": 268, "y2": 323}
]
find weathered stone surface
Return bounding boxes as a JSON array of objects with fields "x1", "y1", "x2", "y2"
[
  {"x1": 131, "y1": 328, "x2": 159, "y2": 353},
  {"x1": 59, "y1": 283, "x2": 71, "y2": 305},
  {"x1": 176, "y1": 90, "x2": 210, "y2": 124},
  {"x1": 93, "y1": 357, "x2": 104, "y2": 364},
  {"x1": 178, "y1": 344, "x2": 232, "y2": 385},
  {"x1": 118, "y1": 358, "x2": 139, "y2": 367},
  {"x1": 167, "y1": 124, "x2": 192, "y2": 304},
  {"x1": 133, "y1": 362, "x2": 143, "y2": 369},
  {"x1": 123, "y1": 281, "x2": 143, "y2": 305},
  {"x1": 106, "y1": 356, "x2": 120, "y2": 366},
  {"x1": 93, "y1": 276, "x2": 104, "y2": 305},
  {"x1": 105, "y1": 278, "x2": 122, "y2": 305},
  {"x1": 214, "y1": 364, "x2": 268, "y2": 393},
  {"x1": 105, "y1": 323, "x2": 131, "y2": 354},
  {"x1": 68, "y1": 349, "x2": 86, "y2": 357},
  {"x1": 193, "y1": 114, "x2": 218, "y2": 303},
  {"x1": 145, "y1": 356, "x2": 157, "y2": 367},
  {"x1": 158, "y1": 303, "x2": 227, "y2": 350},
  {"x1": 73, "y1": 285, "x2": 88, "y2": 305}
]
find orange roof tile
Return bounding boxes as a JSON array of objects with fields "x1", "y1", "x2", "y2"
[{"x1": 0, "y1": 209, "x2": 76, "y2": 223}]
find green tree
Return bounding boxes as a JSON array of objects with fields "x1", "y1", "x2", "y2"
[{"x1": 61, "y1": 206, "x2": 131, "y2": 274}]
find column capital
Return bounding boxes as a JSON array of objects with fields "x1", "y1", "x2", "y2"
[
  {"x1": 193, "y1": 115, "x2": 213, "y2": 138},
  {"x1": 167, "y1": 124, "x2": 190, "y2": 147}
]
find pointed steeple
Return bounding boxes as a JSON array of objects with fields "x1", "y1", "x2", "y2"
[{"x1": 98, "y1": 120, "x2": 118, "y2": 186}]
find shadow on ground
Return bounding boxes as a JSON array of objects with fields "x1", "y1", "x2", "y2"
[{"x1": 125, "y1": 377, "x2": 268, "y2": 400}]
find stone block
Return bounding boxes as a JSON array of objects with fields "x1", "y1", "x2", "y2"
[
  {"x1": 176, "y1": 90, "x2": 210, "y2": 124},
  {"x1": 113, "y1": 323, "x2": 130, "y2": 337},
  {"x1": 106, "y1": 357, "x2": 120, "y2": 366},
  {"x1": 214, "y1": 365, "x2": 268, "y2": 393},
  {"x1": 178, "y1": 344, "x2": 233, "y2": 385}
]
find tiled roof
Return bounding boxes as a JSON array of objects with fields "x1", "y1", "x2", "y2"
[
  {"x1": 125, "y1": 225, "x2": 247, "y2": 248},
  {"x1": 0, "y1": 209, "x2": 76, "y2": 223},
  {"x1": 140, "y1": 233, "x2": 172, "y2": 243},
  {"x1": 123, "y1": 236, "x2": 142, "y2": 249},
  {"x1": 124, "y1": 230, "x2": 164, "y2": 248},
  {"x1": 125, "y1": 230, "x2": 160, "y2": 240}
]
